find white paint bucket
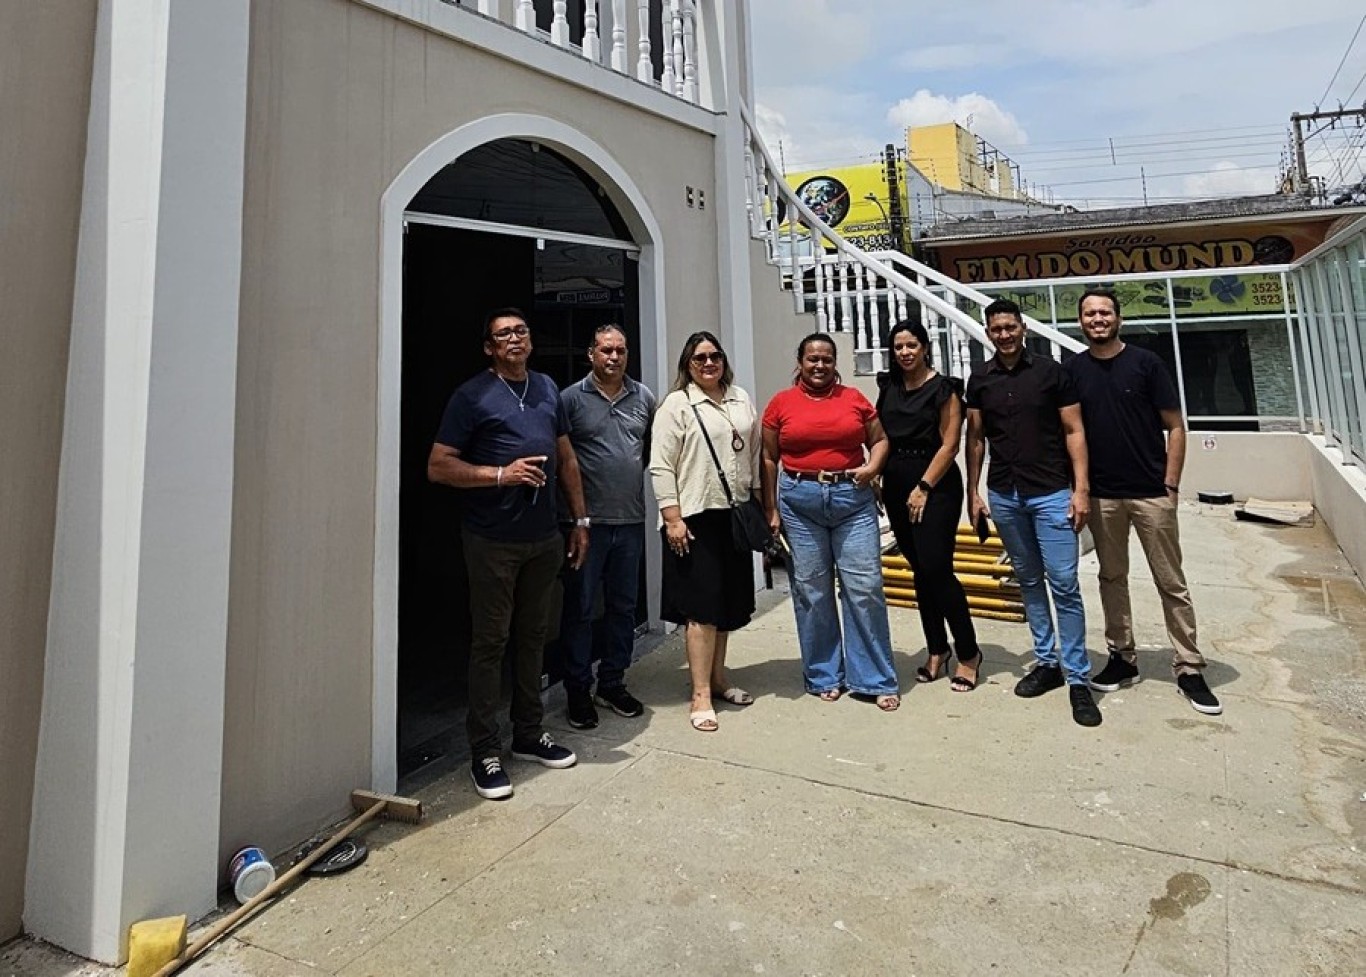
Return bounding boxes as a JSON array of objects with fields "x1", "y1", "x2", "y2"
[{"x1": 228, "y1": 846, "x2": 276, "y2": 905}]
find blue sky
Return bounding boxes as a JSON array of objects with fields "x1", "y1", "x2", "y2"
[{"x1": 749, "y1": 0, "x2": 1366, "y2": 208}]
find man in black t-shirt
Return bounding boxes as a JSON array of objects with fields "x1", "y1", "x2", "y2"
[
  {"x1": 429, "y1": 308, "x2": 592, "y2": 800},
  {"x1": 1065, "y1": 289, "x2": 1221, "y2": 715}
]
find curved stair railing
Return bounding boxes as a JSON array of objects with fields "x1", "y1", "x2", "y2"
[{"x1": 740, "y1": 103, "x2": 1084, "y2": 376}]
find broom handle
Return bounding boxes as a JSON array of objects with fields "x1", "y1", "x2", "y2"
[{"x1": 151, "y1": 800, "x2": 387, "y2": 977}]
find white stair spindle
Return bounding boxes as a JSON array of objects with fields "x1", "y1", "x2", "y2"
[
  {"x1": 839, "y1": 258, "x2": 853, "y2": 333},
  {"x1": 813, "y1": 250, "x2": 828, "y2": 332},
  {"x1": 743, "y1": 140, "x2": 756, "y2": 237},
  {"x1": 868, "y1": 271, "x2": 881, "y2": 346},
  {"x1": 611, "y1": 0, "x2": 628, "y2": 72},
  {"x1": 660, "y1": 1, "x2": 677, "y2": 94},
  {"x1": 681, "y1": 1, "x2": 698, "y2": 103},
  {"x1": 583, "y1": 1, "x2": 601, "y2": 60},
  {"x1": 825, "y1": 262, "x2": 838, "y2": 332},
  {"x1": 477, "y1": 0, "x2": 497, "y2": 15},
  {"x1": 636, "y1": 0, "x2": 652, "y2": 83},
  {"x1": 551, "y1": 1, "x2": 569, "y2": 45},
  {"x1": 670, "y1": 1, "x2": 685, "y2": 96},
  {"x1": 790, "y1": 225, "x2": 805, "y2": 314},
  {"x1": 853, "y1": 262, "x2": 867, "y2": 346},
  {"x1": 516, "y1": 0, "x2": 535, "y2": 33}
]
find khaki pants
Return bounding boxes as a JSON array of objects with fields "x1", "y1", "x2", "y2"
[{"x1": 1091, "y1": 496, "x2": 1206, "y2": 675}]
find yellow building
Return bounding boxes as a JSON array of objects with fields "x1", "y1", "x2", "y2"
[{"x1": 908, "y1": 122, "x2": 1020, "y2": 199}]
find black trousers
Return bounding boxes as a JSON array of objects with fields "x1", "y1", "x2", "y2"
[
  {"x1": 462, "y1": 529, "x2": 564, "y2": 759},
  {"x1": 883, "y1": 455, "x2": 980, "y2": 661}
]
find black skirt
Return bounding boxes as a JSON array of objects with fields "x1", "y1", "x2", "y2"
[{"x1": 660, "y1": 508, "x2": 756, "y2": 632}]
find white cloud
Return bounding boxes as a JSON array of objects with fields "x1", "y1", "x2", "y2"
[
  {"x1": 1181, "y1": 162, "x2": 1280, "y2": 198},
  {"x1": 886, "y1": 90, "x2": 1029, "y2": 148}
]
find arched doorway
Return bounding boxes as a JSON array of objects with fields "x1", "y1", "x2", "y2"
[
  {"x1": 398, "y1": 139, "x2": 641, "y2": 777},
  {"x1": 373, "y1": 118, "x2": 668, "y2": 789}
]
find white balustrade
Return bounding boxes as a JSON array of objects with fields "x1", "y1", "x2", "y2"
[{"x1": 440, "y1": 0, "x2": 704, "y2": 106}]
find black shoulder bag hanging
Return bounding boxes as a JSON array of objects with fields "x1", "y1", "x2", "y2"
[{"x1": 690, "y1": 402, "x2": 772, "y2": 554}]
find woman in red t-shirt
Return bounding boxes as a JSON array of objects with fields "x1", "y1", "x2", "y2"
[{"x1": 760, "y1": 334, "x2": 900, "y2": 709}]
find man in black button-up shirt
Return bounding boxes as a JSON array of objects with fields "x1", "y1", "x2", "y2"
[{"x1": 965, "y1": 299, "x2": 1100, "y2": 727}]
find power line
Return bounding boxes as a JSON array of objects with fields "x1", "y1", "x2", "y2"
[
  {"x1": 1315, "y1": 12, "x2": 1366, "y2": 109},
  {"x1": 1006, "y1": 128, "x2": 1286, "y2": 159},
  {"x1": 1344, "y1": 66, "x2": 1366, "y2": 106}
]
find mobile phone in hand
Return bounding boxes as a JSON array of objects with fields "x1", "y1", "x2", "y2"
[{"x1": 975, "y1": 511, "x2": 991, "y2": 545}]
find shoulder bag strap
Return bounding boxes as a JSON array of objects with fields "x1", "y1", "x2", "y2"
[{"x1": 689, "y1": 401, "x2": 737, "y2": 506}]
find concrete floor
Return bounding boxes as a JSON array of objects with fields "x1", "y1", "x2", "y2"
[{"x1": 5, "y1": 501, "x2": 1365, "y2": 976}]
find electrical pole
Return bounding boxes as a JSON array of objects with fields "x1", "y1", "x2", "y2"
[
  {"x1": 1291, "y1": 113, "x2": 1308, "y2": 192},
  {"x1": 1288, "y1": 104, "x2": 1366, "y2": 198}
]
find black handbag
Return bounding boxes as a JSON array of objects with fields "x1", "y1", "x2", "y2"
[{"x1": 690, "y1": 402, "x2": 773, "y2": 554}]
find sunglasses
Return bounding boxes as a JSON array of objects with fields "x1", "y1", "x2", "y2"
[{"x1": 690, "y1": 351, "x2": 725, "y2": 365}]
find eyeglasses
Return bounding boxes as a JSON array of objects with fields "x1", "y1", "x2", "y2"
[
  {"x1": 690, "y1": 351, "x2": 725, "y2": 365},
  {"x1": 490, "y1": 325, "x2": 531, "y2": 342}
]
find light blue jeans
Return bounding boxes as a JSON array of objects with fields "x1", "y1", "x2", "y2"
[
  {"x1": 779, "y1": 473, "x2": 898, "y2": 696},
  {"x1": 988, "y1": 487, "x2": 1090, "y2": 684}
]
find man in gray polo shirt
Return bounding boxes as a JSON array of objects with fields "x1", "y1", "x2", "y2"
[{"x1": 559, "y1": 324, "x2": 657, "y2": 729}]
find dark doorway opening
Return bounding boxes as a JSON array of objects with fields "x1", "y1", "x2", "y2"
[{"x1": 398, "y1": 220, "x2": 640, "y2": 779}]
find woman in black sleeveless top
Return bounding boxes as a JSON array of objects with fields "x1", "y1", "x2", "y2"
[{"x1": 876, "y1": 318, "x2": 983, "y2": 691}]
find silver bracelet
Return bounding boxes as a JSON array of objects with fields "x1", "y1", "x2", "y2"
[{"x1": 496, "y1": 466, "x2": 503, "y2": 486}]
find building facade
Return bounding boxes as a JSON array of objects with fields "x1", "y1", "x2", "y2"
[{"x1": 1, "y1": 0, "x2": 817, "y2": 962}]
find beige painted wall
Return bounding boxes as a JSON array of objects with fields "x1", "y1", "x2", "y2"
[
  {"x1": 0, "y1": 1, "x2": 96, "y2": 943},
  {"x1": 1179, "y1": 431, "x2": 1312, "y2": 501},
  {"x1": 221, "y1": 0, "x2": 724, "y2": 859},
  {"x1": 1308, "y1": 438, "x2": 1366, "y2": 582}
]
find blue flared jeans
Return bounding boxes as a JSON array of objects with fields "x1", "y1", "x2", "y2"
[{"x1": 779, "y1": 473, "x2": 898, "y2": 696}]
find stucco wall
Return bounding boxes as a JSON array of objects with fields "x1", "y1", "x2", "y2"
[
  {"x1": 222, "y1": 0, "x2": 724, "y2": 859},
  {"x1": 1179, "y1": 431, "x2": 1312, "y2": 501},
  {"x1": 1308, "y1": 438, "x2": 1366, "y2": 582},
  {"x1": 0, "y1": 0, "x2": 96, "y2": 943}
]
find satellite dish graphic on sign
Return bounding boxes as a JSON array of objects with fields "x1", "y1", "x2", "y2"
[{"x1": 796, "y1": 176, "x2": 851, "y2": 228}]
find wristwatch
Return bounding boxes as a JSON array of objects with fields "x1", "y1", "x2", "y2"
[
  {"x1": 574, "y1": 516, "x2": 592, "y2": 528},
  {"x1": 916, "y1": 479, "x2": 933, "y2": 493}
]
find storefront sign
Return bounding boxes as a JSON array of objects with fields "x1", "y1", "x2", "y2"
[{"x1": 936, "y1": 217, "x2": 1347, "y2": 284}]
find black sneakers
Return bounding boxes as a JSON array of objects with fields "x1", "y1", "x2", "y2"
[
  {"x1": 470, "y1": 757, "x2": 513, "y2": 800},
  {"x1": 1090, "y1": 653, "x2": 1140, "y2": 692},
  {"x1": 1014, "y1": 664, "x2": 1065, "y2": 698},
  {"x1": 595, "y1": 686, "x2": 644, "y2": 718},
  {"x1": 511, "y1": 732, "x2": 578, "y2": 769},
  {"x1": 1069, "y1": 685, "x2": 1103, "y2": 727},
  {"x1": 566, "y1": 690, "x2": 599, "y2": 729},
  {"x1": 1177, "y1": 673, "x2": 1223, "y2": 715}
]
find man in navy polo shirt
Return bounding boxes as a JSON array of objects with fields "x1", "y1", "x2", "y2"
[
  {"x1": 428, "y1": 308, "x2": 592, "y2": 800},
  {"x1": 965, "y1": 298, "x2": 1100, "y2": 727},
  {"x1": 559, "y1": 324, "x2": 657, "y2": 729},
  {"x1": 1066, "y1": 288, "x2": 1222, "y2": 715}
]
